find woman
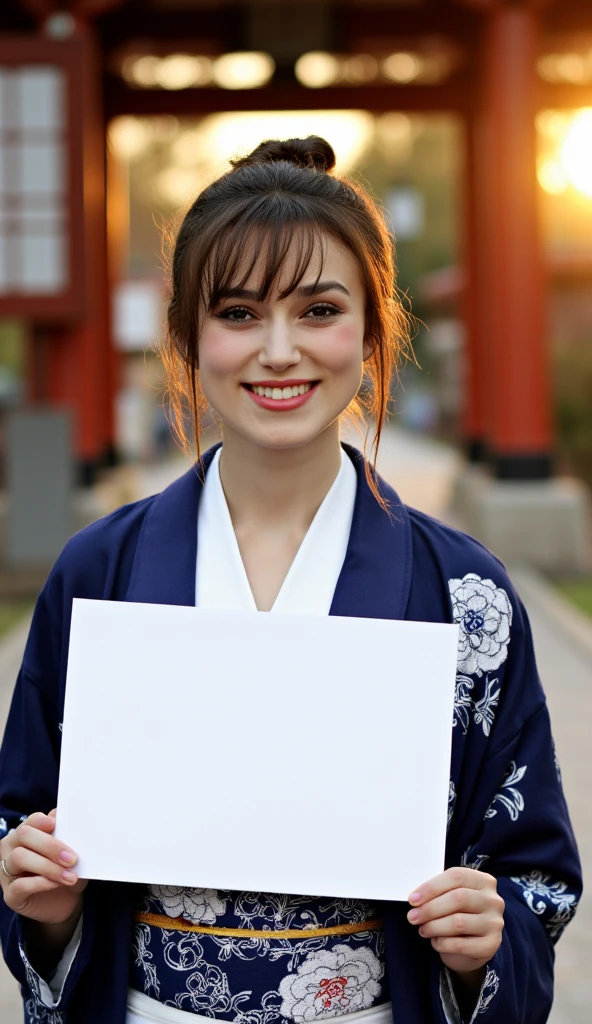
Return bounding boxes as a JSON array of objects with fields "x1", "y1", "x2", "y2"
[{"x1": 0, "y1": 137, "x2": 581, "y2": 1024}]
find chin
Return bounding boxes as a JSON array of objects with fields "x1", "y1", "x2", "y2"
[{"x1": 237, "y1": 419, "x2": 336, "y2": 452}]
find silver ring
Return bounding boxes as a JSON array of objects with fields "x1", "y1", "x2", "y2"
[{"x1": 1, "y1": 857, "x2": 18, "y2": 880}]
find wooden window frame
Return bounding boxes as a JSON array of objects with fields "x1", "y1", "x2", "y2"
[{"x1": 0, "y1": 36, "x2": 85, "y2": 320}]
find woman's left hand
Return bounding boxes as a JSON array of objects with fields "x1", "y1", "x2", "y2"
[{"x1": 407, "y1": 867, "x2": 505, "y2": 981}]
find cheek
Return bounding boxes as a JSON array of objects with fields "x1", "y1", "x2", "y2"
[
  {"x1": 198, "y1": 328, "x2": 245, "y2": 380},
  {"x1": 317, "y1": 323, "x2": 365, "y2": 374}
]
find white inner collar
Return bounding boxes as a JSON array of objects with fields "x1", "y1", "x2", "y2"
[{"x1": 195, "y1": 447, "x2": 357, "y2": 616}]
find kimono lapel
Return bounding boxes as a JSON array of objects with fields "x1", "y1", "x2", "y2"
[
  {"x1": 125, "y1": 442, "x2": 413, "y2": 622},
  {"x1": 330, "y1": 444, "x2": 413, "y2": 621},
  {"x1": 125, "y1": 446, "x2": 221, "y2": 605}
]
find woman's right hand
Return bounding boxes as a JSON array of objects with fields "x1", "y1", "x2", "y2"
[{"x1": 0, "y1": 810, "x2": 87, "y2": 926}]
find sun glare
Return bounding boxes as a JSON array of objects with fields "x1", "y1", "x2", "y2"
[
  {"x1": 202, "y1": 110, "x2": 374, "y2": 175},
  {"x1": 559, "y1": 109, "x2": 592, "y2": 197},
  {"x1": 537, "y1": 157, "x2": 568, "y2": 195}
]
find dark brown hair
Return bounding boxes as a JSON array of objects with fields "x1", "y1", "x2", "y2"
[{"x1": 163, "y1": 135, "x2": 411, "y2": 501}]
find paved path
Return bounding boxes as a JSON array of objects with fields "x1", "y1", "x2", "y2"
[
  {"x1": 0, "y1": 427, "x2": 589, "y2": 1021},
  {"x1": 509, "y1": 568, "x2": 592, "y2": 1024}
]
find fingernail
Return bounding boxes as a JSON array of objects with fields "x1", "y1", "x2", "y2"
[
  {"x1": 408, "y1": 909, "x2": 419, "y2": 922},
  {"x1": 418, "y1": 927, "x2": 426, "y2": 937},
  {"x1": 62, "y1": 869, "x2": 77, "y2": 883},
  {"x1": 59, "y1": 851, "x2": 75, "y2": 865},
  {"x1": 409, "y1": 892, "x2": 422, "y2": 904}
]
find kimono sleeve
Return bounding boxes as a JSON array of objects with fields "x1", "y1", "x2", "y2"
[
  {"x1": 439, "y1": 584, "x2": 582, "y2": 1024},
  {"x1": 0, "y1": 624, "x2": 96, "y2": 1016}
]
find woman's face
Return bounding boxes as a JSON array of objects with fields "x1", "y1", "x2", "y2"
[{"x1": 198, "y1": 233, "x2": 370, "y2": 452}]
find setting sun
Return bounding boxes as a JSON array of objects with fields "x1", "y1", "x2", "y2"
[{"x1": 559, "y1": 108, "x2": 592, "y2": 197}]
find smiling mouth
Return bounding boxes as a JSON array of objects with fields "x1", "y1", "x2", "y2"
[{"x1": 242, "y1": 382, "x2": 317, "y2": 400}]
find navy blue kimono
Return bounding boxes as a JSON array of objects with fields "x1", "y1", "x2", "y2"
[{"x1": 0, "y1": 445, "x2": 582, "y2": 1023}]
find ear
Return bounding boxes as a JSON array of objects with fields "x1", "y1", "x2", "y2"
[{"x1": 362, "y1": 335, "x2": 375, "y2": 362}]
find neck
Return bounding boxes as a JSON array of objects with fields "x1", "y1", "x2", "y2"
[{"x1": 218, "y1": 423, "x2": 343, "y2": 534}]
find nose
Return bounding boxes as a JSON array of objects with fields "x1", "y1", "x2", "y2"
[{"x1": 258, "y1": 318, "x2": 301, "y2": 371}]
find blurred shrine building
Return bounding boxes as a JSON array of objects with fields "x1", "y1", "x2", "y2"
[{"x1": 0, "y1": 0, "x2": 591, "y2": 564}]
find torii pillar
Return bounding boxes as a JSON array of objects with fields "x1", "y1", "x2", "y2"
[
  {"x1": 482, "y1": 0, "x2": 551, "y2": 479},
  {"x1": 456, "y1": 0, "x2": 591, "y2": 569}
]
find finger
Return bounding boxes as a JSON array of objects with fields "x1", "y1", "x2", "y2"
[
  {"x1": 409, "y1": 868, "x2": 492, "y2": 907},
  {"x1": 408, "y1": 888, "x2": 488, "y2": 925},
  {"x1": 16, "y1": 813, "x2": 56, "y2": 834},
  {"x1": 418, "y1": 912, "x2": 494, "y2": 939},
  {"x1": 6, "y1": 814, "x2": 57, "y2": 853},
  {"x1": 49, "y1": 809, "x2": 57, "y2": 819},
  {"x1": 430, "y1": 935, "x2": 501, "y2": 960},
  {"x1": 7, "y1": 847, "x2": 79, "y2": 887},
  {"x1": 4, "y1": 874, "x2": 61, "y2": 908},
  {"x1": 13, "y1": 823, "x2": 78, "y2": 868}
]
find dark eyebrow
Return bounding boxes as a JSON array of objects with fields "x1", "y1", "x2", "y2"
[
  {"x1": 216, "y1": 280, "x2": 350, "y2": 302},
  {"x1": 295, "y1": 280, "x2": 350, "y2": 298}
]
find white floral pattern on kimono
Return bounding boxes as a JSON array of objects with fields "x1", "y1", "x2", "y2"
[
  {"x1": 510, "y1": 871, "x2": 578, "y2": 940},
  {"x1": 278, "y1": 946, "x2": 382, "y2": 1022},
  {"x1": 449, "y1": 574, "x2": 512, "y2": 677},
  {"x1": 484, "y1": 763, "x2": 527, "y2": 822},
  {"x1": 149, "y1": 886, "x2": 227, "y2": 925}
]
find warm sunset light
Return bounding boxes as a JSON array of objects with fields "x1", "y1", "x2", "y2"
[
  {"x1": 108, "y1": 111, "x2": 375, "y2": 207},
  {"x1": 537, "y1": 157, "x2": 568, "y2": 195},
  {"x1": 560, "y1": 108, "x2": 592, "y2": 197}
]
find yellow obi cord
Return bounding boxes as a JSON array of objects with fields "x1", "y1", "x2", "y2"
[{"x1": 135, "y1": 911, "x2": 383, "y2": 941}]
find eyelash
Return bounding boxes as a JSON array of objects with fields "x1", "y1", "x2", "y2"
[{"x1": 215, "y1": 302, "x2": 341, "y2": 323}]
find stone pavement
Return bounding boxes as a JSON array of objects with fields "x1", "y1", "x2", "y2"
[{"x1": 0, "y1": 426, "x2": 590, "y2": 1021}]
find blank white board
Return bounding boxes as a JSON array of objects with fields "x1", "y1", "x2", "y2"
[{"x1": 56, "y1": 599, "x2": 458, "y2": 901}]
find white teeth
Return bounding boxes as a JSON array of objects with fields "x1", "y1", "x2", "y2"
[{"x1": 250, "y1": 382, "x2": 314, "y2": 400}]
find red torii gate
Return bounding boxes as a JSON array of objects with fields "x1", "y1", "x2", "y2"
[{"x1": 1, "y1": 0, "x2": 590, "y2": 487}]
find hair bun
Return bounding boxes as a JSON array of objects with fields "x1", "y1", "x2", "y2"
[{"x1": 231, "y1": 136, "x2": 336, "y2": 173}]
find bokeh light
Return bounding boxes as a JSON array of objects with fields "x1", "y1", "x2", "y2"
[
  {"x1": 382, "y1": 53, "x2": 421, "y2": 84},
  {"x1": 536, "y1": 110, "x2": 572, "y2": 142},
  {"x1": 120, "y1": 52, "x2": 272, "y2": 91},
  {"x1": 122, "y1": 55, "x2": 160, "y2": 88},
  {"x1": 537, "y1": 158, "x2": 568, "y2": 195},
  {"x1": 295, "y1": 52, "x2": 341, "y2": 89},
  {"x1": 108, "y1": 117, "x2": 153, "y2": 162},
  {"x1": 154, "y1": 167, "x2": 200, "y2": 207},
  {"x1": 156, "y1": 55, "x2": 214, "y2": 91},
  {"x1": 560, "y1": 109, "x2": 592, "y2": 197},
  {"x1": 537, "y1": 108, "x2": 592, "y2": 199},
  {"x1": 202, "y1": 110, "x2": 373, "y2": 176},
  {"x1": 212, "y1": 53, "x2": 275, "y2": 90},
  {"x1": 342, "y1": 55, "x2": 379, "y2": 85},
  {"x1": 538, "y1": 51, "x2": 592, "y2": 85}
]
